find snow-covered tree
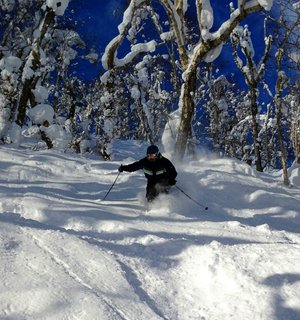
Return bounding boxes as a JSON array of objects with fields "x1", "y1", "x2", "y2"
[
  {"x1": 274, "y1": 49, "x2": 290, "y2": 185},
  {"x1": 102, "y1": 0, "x2": 274, "y2": 160},
  {"x1": 0, "y1": 0, "x2": 88, "y2": 149},
  {"x1": 201, "y1": 73, "x2": 239, "y2": 156},
  {"x1": 231, "y1": 23, "x2": 272, "y2": 171},
  {"x1": 259, "y1": 0, "x2": 300, "y2": 183},
  {"x1": 126, "y1": 54, "x2": 175, "y2": 144},
  {"x1": 89, "y1": 72, "x2": 130, "y2": 159},
  {"x1": 288, "y1": 82, "x2": 300, "y2": 163},
  {"x1": 260, "y1": 48, "x2": 290, "y2": 184},
  {"x1": 54, "y1": 77, "x2": 89, "y2": 153},
  {"x1": 229, "y1": 92, "x2": 256, "y2": 163},
  {"x1": 0, "y1": 56, "x2": 22, "y2": 140},
  {"x1": 0, "y1": 0, "x2": 38, "y2": 140},
  {"x1": 94, "y1": 52, "x2": 177, "y2": 158},
  {"x1": 273, "y1": 0, "x2": 300, "y2": 74},
  {"x1": 50, "y1": 29, "x2": 85, "y2": 112},
  {"x1": 16, "y1": 0, "x2": 71, "y2": 127}
]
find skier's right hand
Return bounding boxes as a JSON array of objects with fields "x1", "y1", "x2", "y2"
[
  {"x1": 168, "y1": 179, "x2": 176, "y2": 186},
  {"x1": 118, "y1": 165, "x2": 124, "y2": 172}
]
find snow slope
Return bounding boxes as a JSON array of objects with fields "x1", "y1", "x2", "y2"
[{"x1": 1, "y1": 142, "x2": 300, "y2": 320}]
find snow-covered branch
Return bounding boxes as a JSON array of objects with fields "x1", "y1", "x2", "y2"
[
  {"x1": 199, "y1": 0, "x2": 214, "y2": 41},
  {"x1": 101, "y1": 0, "x2": 274, "y2": 159},
  {"x1": 159, "y1": 0, "x2": 188, "y2": 68},
  {"x1": 185, "y1": 1, "x2": 264, "y2": 79},
  {"x1": 113, "y1": 40, "x2": 157, "y2": 68},
  {"x1": 102, "y1": 0, "x2": 148, "y2": 70},
  {"x1": 46, "y1": 0, "x2": 70, "y2": 16},
  {"x1": 257, "y1": 35, "x2": 272, "y2": 79}
]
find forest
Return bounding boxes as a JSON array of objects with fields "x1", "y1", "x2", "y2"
[{"x1": 0, "y1": 0, "x2": 299, "y2": 185}]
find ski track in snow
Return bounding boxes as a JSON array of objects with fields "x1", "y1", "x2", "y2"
[
  {"x1": 1, "y1": 144, "x2": 300, "y2": 320},
  {"x1": 27, "y1": 232, "x2": 129, "y2": 320}
]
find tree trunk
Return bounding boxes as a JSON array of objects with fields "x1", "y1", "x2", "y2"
[
  {"x1": 291, "y1": 113, "x2": 300, "y2": 164},
  {"x1": 250, "y1": 89, "x2": 263, "y2": 172},
  {"x1": 276, "y1": 101, "x2": 289, "y2": 185},
  {"x1": 40, "y1": 129, "x2": 53, "y2": 149},
  {"x1": 135, "y1": 92, "x2": 154, "y2": 144},
  {"x1": 174, "y1": 71, "x2": 196, "y2": 159},
  {"x1": 263, "y1": 103, "x2": 272, "y2": 168},
  {"x1": 16, "y1": 75, "x2": 36, "y2": 126},
  {"x1": 275, "y1": 49, "x2": 289, "y2": 185}
]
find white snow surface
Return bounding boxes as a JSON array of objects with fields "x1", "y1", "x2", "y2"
[{"x1": 1, "y1": 141, "x2": 300, "y2": 320}]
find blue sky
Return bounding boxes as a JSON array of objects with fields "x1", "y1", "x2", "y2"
[
  {"x1": 66, "y1": 0, "x2": 126, "y2": 79},
  {"x1": 67, "y1": 0, "x2": 277, "y2": 92}
]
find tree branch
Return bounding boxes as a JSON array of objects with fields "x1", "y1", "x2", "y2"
[{"x1": 185, "y1": 2, "x2": 263, "y2": 80}]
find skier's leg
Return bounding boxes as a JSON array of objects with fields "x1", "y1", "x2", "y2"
[
  {"x1": 155, "y1": 180, "x2": 170, "y2": 195},
  {"x1": 146, "y1": 183, "x2": 158, "y2": 202}
]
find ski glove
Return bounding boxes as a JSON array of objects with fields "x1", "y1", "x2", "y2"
[
  {"x1": 169, "y1": 179, "x2": 176, "y2": 186},
  {"x1": 118, "y1": 165, "x2": 124, "y2": 172}
]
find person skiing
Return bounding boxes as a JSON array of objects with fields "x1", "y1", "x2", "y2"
[{"x1": 118, "y1": 145, "x2": 177, "y2": 202}]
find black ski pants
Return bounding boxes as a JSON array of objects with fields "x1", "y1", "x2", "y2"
[{"x1": 146, "y1": 179, "x2": 170, "y2": 202}]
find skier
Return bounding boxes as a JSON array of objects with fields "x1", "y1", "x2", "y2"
[{"x1": 118, "y1": 145, "x2": 177, "y2": 202}]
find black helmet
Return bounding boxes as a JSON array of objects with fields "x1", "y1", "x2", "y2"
[
  {"x1": 147, "y1": 145, "x2": 159, "y2": 160},
  {"x1": 147, "y1": 145, "x2": 159, "y2": 155}
]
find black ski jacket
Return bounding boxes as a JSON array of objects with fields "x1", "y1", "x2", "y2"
[{"x1": 121, "y1": 155, "x2": 177, "y2": 185}]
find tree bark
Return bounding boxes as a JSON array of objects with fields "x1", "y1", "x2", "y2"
[{"x1": 174, "y1": 72, "x2": 196, "y2": 157}]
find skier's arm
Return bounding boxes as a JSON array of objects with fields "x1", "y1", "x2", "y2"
[
  {"x1": 164, "y1": 158, "x2": 177, "y2": 181},
  {"x1": 119, "y1": 160, "x2": 143, "y2": 172}
]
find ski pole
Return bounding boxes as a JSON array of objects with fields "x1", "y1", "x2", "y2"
[
  {"x1": 176, "y1": 185, "x2": 208, "y2": 210},
  {"x1": 102, "y1": 171, "x2": 121, "y2": 201}
]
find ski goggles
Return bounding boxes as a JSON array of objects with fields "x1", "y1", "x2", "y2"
[{"x1": 147, "y1": 153, "x2": 158, "y2": 160}]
